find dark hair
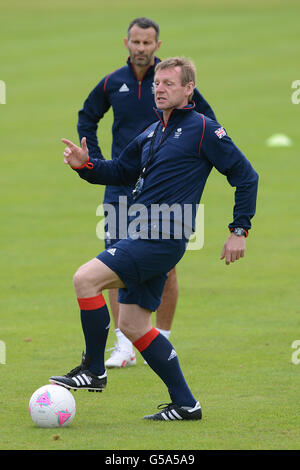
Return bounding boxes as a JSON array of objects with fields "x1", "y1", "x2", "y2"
[{"x1": 127, "y1": 17, "x2": 160, "y2": 41}]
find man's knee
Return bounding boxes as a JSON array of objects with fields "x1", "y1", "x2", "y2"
[
  {"x1": 73, "y1": 266, "x2": 92, "y2": 295},
  {"x1": 73, "y1": 267, "x2": 84, "y2": 290},
  {"x1": 73, "y1": 260, "x2": 104, "y2": 297},
  {"x1": 73, "y1": 258, "x2": 124, "y2": 298},
  {"x1": 118, "y1": 305, "x2": 152, "y2": 342},
  {"x1": 118, "y1": 316, "x2": 135, "y2": 341}
]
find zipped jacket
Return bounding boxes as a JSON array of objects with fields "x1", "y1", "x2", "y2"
[
  {"x1": 76, "y1": 104, "x2": 258, "y2": 236},
  {"x1": 77, "y1": 57, "x2": 217, "y2": 203}
]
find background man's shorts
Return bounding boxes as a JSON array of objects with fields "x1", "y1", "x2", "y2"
[
  {"x1": 97, "y1": 237, "x2": 186, "y2": 312},
  {"x1": 104, "y1": 200, "x2": 129, "y2": 249}
]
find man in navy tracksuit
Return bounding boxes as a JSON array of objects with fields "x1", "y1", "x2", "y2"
[
  {"x1": 51, "y1": 57, "x2": 258, "y2": 421},
  {"x1": 77, "y1": 17, "x2": 216, "y2": 368}
]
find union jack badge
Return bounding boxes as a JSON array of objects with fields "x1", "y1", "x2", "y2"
[{"x1": 215, "y1": 127, "x2": 227, "y2": 139}]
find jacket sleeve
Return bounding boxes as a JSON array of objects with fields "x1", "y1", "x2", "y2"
[
  {"x1": 77, "y1": 77, "x2": 111, "y2": 159},
  {"x1": 200, "y1": 117, "x2": 259, "y2": 231},
  {"x1": 75, "y1": 135, "x2": 142, "y2": 187},
  {"x1": 193, "y1": 88, "x2": 217, "y2": 121}
]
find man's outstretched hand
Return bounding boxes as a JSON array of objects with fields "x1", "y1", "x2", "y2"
[{"x1": 62, "y1": 137, "x2": 89, "y2": 169}]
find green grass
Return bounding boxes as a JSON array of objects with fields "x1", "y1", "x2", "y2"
[{"x1": 1, "y1": 0, "x2": 300, "y2": 450}]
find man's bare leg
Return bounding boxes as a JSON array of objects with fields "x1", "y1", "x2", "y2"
[
  {"x1": 50, "y1": 258, "x2": 199, "y2": 415},
  {"x1": 50, "y1": 258, "x2": 125, "y2": 387},
  {"x1": 118, "y1": 303, "x2": 198, "y2": 412},
  {"x1": 118, "y1": 303, "x2": 153, "y2": 343},
  {"x1": 156, "y1": 267, "x2": 178, "y2": 339},
  {"x1": 107, "y1": 267, "x2": 178, "y2": 367},
  {"x1": 73, "y1": 258, "x2": 123, "y2": 298},
  {"x1": 108, "y1": 288, "x2": 119, "y2": 326}
]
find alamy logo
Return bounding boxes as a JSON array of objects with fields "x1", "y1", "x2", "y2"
[
  {"x1": 291, "y1": 80, "x2": 300, "y2": 104},
  {"x1": 96, "y1": 196, "x2": 204, "y2": 251},
  {"x1": 0, "y1": 340, "x2": 6, "y2": 364},
  {"x1": 0, "y1": 80, "x2": 6, "y2": 104},
  {"x1": 291, "y1": 340, "x2": 300, "y2": 365},
  {"x1": 119, "y1": 83, "x2": 129, "y2": 92}
]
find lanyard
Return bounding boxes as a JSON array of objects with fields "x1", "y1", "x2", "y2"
[{"x1": 132, "y1": 115, "x2": 187, "y2": 200}]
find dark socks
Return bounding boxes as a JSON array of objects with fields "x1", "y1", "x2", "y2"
[
  {"x1": 134, "y1": 328, "x2": 196, "y2": 408},
  {"x1": 77, "y1": 294, "x2": 110, "y2": 376}
]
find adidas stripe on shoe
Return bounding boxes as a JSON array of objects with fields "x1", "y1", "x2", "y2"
[
  {"x1": 49, "y1": 352, "x2": 107, "y2": 392},
  {"x1": 50, "y1": 369, "x2": 107, "y2": 392},
  {"x1": 143, "y1": 401, "x2": 202, "y2": 421}
]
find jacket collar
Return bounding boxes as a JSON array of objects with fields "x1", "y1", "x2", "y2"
[{"x1": 153, "y1": 102, "x2": 195, "y2": 128}]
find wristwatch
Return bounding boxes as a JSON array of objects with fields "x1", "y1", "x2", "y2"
[{"x1": 230, "y1": 227, "x2": 248, "y2": 237}]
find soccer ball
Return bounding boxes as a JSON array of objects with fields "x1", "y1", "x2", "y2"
[{"x1": 29, "y1": 384, "x2": 76, "y2": 428}]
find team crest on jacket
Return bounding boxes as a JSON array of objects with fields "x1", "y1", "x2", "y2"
[
  {"x1": 215, "y1": 127, "x2": 227, "y2": 139},
  {"x1": 174, "y1": 128, "x2": 182, "y2": 139}
]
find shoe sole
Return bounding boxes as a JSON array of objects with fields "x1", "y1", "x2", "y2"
[
  {"x1": 143, "y1": 413, "x2": 202, "y2": 421},
  {"x1": 49, "y1": 379, "x2": 104, "y2": 393}
]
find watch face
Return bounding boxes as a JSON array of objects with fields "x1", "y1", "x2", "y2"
[{"x1": 234, "y1": 228, "x2": 244, "y2": 236}]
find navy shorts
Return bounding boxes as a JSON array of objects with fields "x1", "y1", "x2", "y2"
[{"x1": 97, "y1": 237, "x2": 186, "y2": 312}]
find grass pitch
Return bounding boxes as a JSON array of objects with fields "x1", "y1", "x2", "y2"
[{"x1": 1, "y1": 0, "x2": 300, "y2": 450}]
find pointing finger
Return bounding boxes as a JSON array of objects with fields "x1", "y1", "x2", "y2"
[{"x1": 61, "y1": 138, "x2": 76, "y2": 149}]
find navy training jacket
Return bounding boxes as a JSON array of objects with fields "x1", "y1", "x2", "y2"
[
  {"x1": 77, "y1": 57, "x2": 217, "y2": 204},
  {"x1": 75, "y1": 104, "x2": 258, "y2": 235}
]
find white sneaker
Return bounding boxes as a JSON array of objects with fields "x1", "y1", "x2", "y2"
[{"x1": 105, "y1": 345, "x2": 136, "y2": 368}]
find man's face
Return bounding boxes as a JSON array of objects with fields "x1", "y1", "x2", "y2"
[
  {"x1": 124, "y1": 25, "x2": 161, "y2": 68},
  {"x1": 154, "y1": 67, "x2": 194, "y2": 112}
]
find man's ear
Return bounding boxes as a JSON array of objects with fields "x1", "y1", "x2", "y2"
[
  {"x1": 186, "y1": 81, "x2": 195, "y2": 98},
  {"x1": 124, "y1": 37, "x2": 128, "y2": 49},
  {"x1": 156, "y1": 40, "x2": 162, "y2": 52}
]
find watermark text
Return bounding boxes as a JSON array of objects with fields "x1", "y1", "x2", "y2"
[
  {"x1": 96, "y1": 196, "x2": 204, "y2": 250},
  {"x1": 0, "y1": 340, "x2": 6, "y2": 364},
  {"x1": 0, "y1": 80, "x2": 6, "y2": 104},
  {"x1": 291, "y1": 80, "x2": 300, "y2": 104},
  {"x1": 291, "y1": 340, "x2": 300, "y2": 365}
]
